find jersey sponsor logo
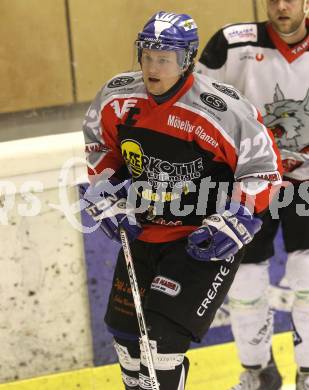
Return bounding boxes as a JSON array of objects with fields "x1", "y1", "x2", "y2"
[
  {"x1": 151, "y1": 276, "x2": 181, "y2": 297},
  {"x1": 167, "y1": 114, "x2": 195, "y2": 133},
  {"x1": 141, "y1": 188, "x2": 180, "y2": 202},
  {"x1": 85, "y1": 142, "x2": 109, "y2": 153},
  {"x1": 212, "y1": 82, "x2": 240, "y2": 100},
  {"x1": 145, "y1": 156, "x2": 204, "y2": 188},
  {"x1": 195, "y1": 127, "x2": 219, "y2": 147},
  {"x1": 263, "y1": 84, "x2": 309, "y2": 171},
  {"x1": 239, "y1": 51, "x2": 265, "y2": 62},
  {"x1": 121, "y1": 140, "x2": 144, "y2": 178},
  {"x1": 291, "y1": 37, "x2": 309, "y2": 55},
  {"x1": 121, "y1": 139, "x2": 205, "y2": 187},
  {"x1": 142, "y1": 205, "x2": 183, "y2": 226},
  {"x1": 111, "y1": 99, "x2": 137, "y2": 119},
  {"x1": 256, "y1": 53, "x2": 264, "y2": 62},
  {"x1": 152, "y1": 218, "x2": 183, "y2": 226},
  {"x1": 200, "y1": 93, "x2": 227, "y2": 112},
  {"x1": 239, "y1": 51, "x2": 256, "y2": 61},
  {"x1": 255, "y1": 172, "x2": 282, "y2": 183},
  {"x1": 107, "y1": 76, "x2": 134, "y2": 88},
  {"x1": 223, "y1": 23, "x2": 257, "y2": 44},
  {"x1": 167, "y1": 114, "x2": 219, "y2": 147}
]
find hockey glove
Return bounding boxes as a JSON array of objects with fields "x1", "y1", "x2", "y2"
[
  {"x1": 80, "y1": 179, "x2": 142, "y2": 243},
  {"x1": 186, "y1": 202, "x2": 262, "y2": 261}
]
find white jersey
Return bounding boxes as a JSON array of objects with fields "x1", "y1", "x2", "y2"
[{"x1": 197, "y1": 20, "x2": 309, "y2": 181}]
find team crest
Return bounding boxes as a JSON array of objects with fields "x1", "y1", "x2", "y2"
[
  {"x1": 263, "y1": 84, "x2": 309, "y2": 151},
  {"x1": 263, "y1": 84, "x2": 309, "y2": 172}
]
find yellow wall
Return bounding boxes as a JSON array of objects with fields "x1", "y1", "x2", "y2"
[
  {"x1": 0, "y1": 0, "x2": 256, "y2": 114},
  {"x1": 257, "y1": 0, "x2": 268, "y2": 21},
  {"x1": 0, "y1": 0, "x2": 73, "y2": 113},
  {"x1": 70, "y1": 0, "x2": 255, "y2": 102}
]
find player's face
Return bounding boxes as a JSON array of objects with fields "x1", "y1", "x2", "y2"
[
  {"x1": 141, "y1": 49, "x2": 183, "y2": 95},
  {"x1": 266, "y1": 0, "x2": 307, "y2": 35}
]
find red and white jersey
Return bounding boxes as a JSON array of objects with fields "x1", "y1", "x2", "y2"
[
  {"x1": 197, "y1": 20, "x2": 309, "y2": 181},
  {"x1": 83, "y1": 71, "x2": 281, "y2": 242}
]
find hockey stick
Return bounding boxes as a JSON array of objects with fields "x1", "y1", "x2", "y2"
[{"x1": 119, "y1": 227, "x2": 160, "y2": 390}]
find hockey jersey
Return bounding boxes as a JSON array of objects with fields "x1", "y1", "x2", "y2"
[
  {"x1": 83, "y1": 71, "x2": 281, "y2": 242},
  {"x1": 197, "y1": 20, "x2": 309, "y2": 181}
]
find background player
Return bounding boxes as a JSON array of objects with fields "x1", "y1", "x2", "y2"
[{"x1": 197, "y1": 0, "x2": 309, "y2": 388}]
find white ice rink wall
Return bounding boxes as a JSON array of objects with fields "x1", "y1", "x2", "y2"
[{"x1": 0, "y1": 132, "x2": 92, "y2": 383}]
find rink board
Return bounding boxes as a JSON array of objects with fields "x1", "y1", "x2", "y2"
[{"x1": 0, "y1": 332, "x2": 296, "y2": 389}]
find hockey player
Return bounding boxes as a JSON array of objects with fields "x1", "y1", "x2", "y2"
[
  {"x1": 82, "y1": 11, "x2": 282, "y2": 390},
  {"x1": 197, "y1": 0, "x2": 309, "y2": 389}
]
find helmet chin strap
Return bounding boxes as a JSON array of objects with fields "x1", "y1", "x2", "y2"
[{"x1": 274, "y1": 0, "x2": 309, "y2": 38}]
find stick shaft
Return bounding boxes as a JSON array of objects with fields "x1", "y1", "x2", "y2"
[{"x1": 119, "y1": 227, "x2": 160, "y2": 390}]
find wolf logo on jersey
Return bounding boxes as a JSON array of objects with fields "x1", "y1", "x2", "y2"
[{"x1": 263, "y1": 84, "x2": 309, "y2": 152}]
